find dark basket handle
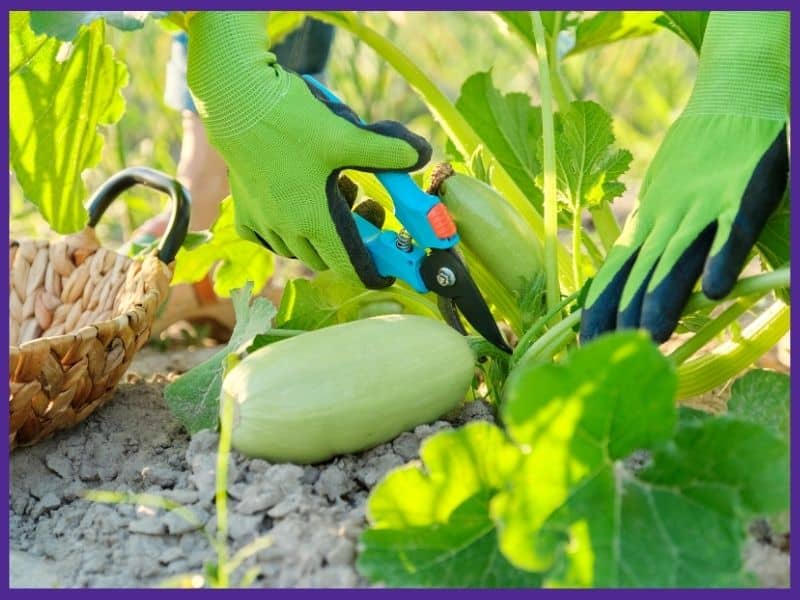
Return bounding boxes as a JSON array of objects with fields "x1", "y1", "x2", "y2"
[{"x1": 86, "y1": 167, "x2": 191, "y2": 264}]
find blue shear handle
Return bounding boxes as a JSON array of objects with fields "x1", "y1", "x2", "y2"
[
  {"x1": 354, "y1": 214, "x2": 429, "y2": 293},
  {"x1": 303, "y1": 74, "x2": 460, "y2": 252}
]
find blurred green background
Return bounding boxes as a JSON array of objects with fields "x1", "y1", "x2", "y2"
[{"x1": 10, "y1": 11, "x2": 697, "y2": 244}]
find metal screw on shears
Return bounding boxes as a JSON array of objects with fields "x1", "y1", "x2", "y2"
[
  {"x1": 436, "y1": 267, "x2": 456, "y2": 287},
  {"x1": 396, "y1": 229, "x2": 413, "y2": 252}
]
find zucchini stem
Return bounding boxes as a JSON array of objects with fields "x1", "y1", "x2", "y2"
[
  {"x1": 531, "y1": 11, "x2": 561, "y2": 316},
  {"x1": 668, "y1": 295, "x2": 762, "y2": 365},
  {"x1": 676, "y1": 302, "x2": 789, "y2": 399},
  {"x1": 589, "y1": 201, "x2": 622, "y2": 252}
]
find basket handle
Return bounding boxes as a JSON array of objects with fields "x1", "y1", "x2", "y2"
[{"x1": 86, "y1": 167, "x2": 191, "y2": 264}]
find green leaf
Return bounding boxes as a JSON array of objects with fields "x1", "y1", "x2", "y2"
[
  {"x1": 10, "y1": 12, "x2": 128, "y2": 233},
  {"x1": 655, "y1": 11, "x2": 709, "y2": 54},
  {"x1": 451, "y1": 71, "x2": 543, "y2": 207},
  {"x1": 727, "y1": 369, "x2": 789, "y2": 441},
  {"x1": 567, "y1": 11, "x2": 662, "y2": 57},
  {"x1": 357, "y1": 423, "x2": 540, "y2": 587},
  {"x1": 164, "y1": 283, "x2": 276, "y2": 433},
  {"x1": 494, "y1": 331, "x2": 788, "y2": 587},
  {"x1": 29, "y1": 11, "x2": 164, "y2": 41},
  {"x1": 551, "y1": 100, "x2": 632, "y2": 209},
  {"x1": 276, "y1": 270, "x2": 440, "y2": 331},
  {"x1": 171, "y1": 197, "x2": 274, "y2": 298}
]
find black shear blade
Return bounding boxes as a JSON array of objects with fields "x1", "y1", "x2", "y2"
[{"x1": 421, "y1": 249, "x2": 511, "y2": 353}]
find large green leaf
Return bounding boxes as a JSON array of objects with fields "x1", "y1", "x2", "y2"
[
  {"x1": 171, "y1": 197, "x2": 274, "y2": 298},
  {"x1": 10, "y1": 11, "x2": 128, "y2": 233},
  {"x1": 28, "y1": 11, "x2": 165, "y2": 41},
  {"x1": 356, "y1": 332, "x2": 788, "y2": 587},
  {"x1": 452, "y1": 71, "x2": 543, "y2": 207},
  {"x1": 655, "y1": 11, "x2": 709, "y2": 54},
  {"x1": 494, "y1": 332, "x2": 788, "y2": 587},
  {"x1": 357, "y1": 423, "x2": 541, "y2": 587},
  {"x1": 164, "y1": 283, "x2": 276, "y2": 434},
  {"x1": 567, "y1": 11, "x2": 662, "y2": 57},
  {"x1": 551, "y1": 100, "x2": 632, "y2": 210},
  {"x1": 727, "y1": 369, "x2": 789, "y2": 441}
]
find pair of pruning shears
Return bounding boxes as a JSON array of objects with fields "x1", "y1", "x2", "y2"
[{"x1": 303, "y1": 75, "x2": 511, "y2": 354}]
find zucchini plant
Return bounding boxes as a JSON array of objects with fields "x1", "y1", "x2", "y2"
[{"x1": 9, "y1": 9, "x2": 790, "y2": 589}]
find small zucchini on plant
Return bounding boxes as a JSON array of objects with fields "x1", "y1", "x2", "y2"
[
  {"x1": 430, "y1": 163, "x2": 545, "y2": 299},
  {"x1": 221, "y1": 315, "x2": 476, "y2": 464}
]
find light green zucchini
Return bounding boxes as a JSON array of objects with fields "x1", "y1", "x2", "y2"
[
  {"x1": 432, "y1": 164, "x2": 545, "y2": 297},
  {"x1": 222, "y1": 315, "x2": 475, "y2": 464}
]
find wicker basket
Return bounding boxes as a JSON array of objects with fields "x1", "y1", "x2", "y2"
[{"x1": 9, "y1": 168, "x2": 190, "y2": 449}]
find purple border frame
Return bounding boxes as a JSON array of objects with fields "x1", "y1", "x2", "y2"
[{"x1": 3, "y1": 2, "x2": 797, "y2": 597}]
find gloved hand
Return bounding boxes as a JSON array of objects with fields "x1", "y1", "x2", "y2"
[
  {"x1": 580, "y1": 11, "x2": 789, "y2": 344},
  {"x1": 185, "y1": 12, "x2": 431, "y2": 288}
]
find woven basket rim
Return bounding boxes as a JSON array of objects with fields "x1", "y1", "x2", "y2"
[
  {"x1": 9, "y1": 292, "x2": 157, "y2": 351},
  {"x1": 9, "y1": 236, "x2": 170, "y2": 351}
]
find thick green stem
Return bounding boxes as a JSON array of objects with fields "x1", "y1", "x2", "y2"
[
  {"x1": 515, "y1": 309, "x2": 581, "y2": 369},
  {"x1": 589, "y1": 201, "x2": 622, "y2": 252},
  {"x1": 683, "y1": 266, "x2": 789, "y2": 313},
  {"x1": 531, "y1": 11, "x2": 561, "y2": 314},
  {"x1": 676, "y1": 302, "x2": 789, "y2": 400},
  {"x1": 669, "y1": 295, "x2": 762, "y2": 365},
  {"x1": 545, "y1": 12, "x2": 573, "y2": 110},
  {"x1": 514, "y1": 268, "x2": 789, "y2": 370},
  {"x1": 512, "y1": 289, "x2": 580, "y2": 365}
]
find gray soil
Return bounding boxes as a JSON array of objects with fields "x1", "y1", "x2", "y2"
[{"x1": 9, "y1": 345, "x2": 789, "y2": 588}]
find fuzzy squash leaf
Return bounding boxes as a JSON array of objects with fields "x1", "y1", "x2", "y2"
[
  {"x1": 494, "y1": 332, "x2": 788, "y2": 587},
  {"x1": 727, "y1": 369, "x2": 789, "y2": 441},
  {"x1": 451, "y1": 71, "x2": 543, "y2": 207},
  {"x1": 550, "y1": 100, "x2": 632, "y2": 210},
  {"x1": 567, "y1": 11, "x2": 662, "y2": 57},
  {"x1": 28, "y1": 11, "x2": 165, "y2": 41},
  {"x1": 357, "y1": 423, "x2": 541, "y2": 587},
  {"x1": 10, "y1": 12, "x2": 128, "y2": 233},
  {"x1": 655, "y1": 11, "x2": 709, "y2": 54}
]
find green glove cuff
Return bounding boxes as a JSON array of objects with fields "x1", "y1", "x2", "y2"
[
  {"x1": 685, "y1": 11, "x2": 789, "y2": 120},
  {"x1": 187, "y1": 11, "x2": 286, "y2": 140}
]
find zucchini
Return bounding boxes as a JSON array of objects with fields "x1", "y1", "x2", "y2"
[
  {"x1": 431, "y1": 164, "x2": 545, "y2": 297},
  {"x1": 222, "y1": 315, "x2": 475, "y2": 464}
]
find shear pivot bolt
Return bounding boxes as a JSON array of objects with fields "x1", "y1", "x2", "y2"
[{"x1": 436, "y1": 267, "x2": 456, "y2": 287}]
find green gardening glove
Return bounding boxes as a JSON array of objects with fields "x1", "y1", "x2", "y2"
[
  {"x1": 580, "y1": 11, "x2": 789, "y2": 343},
  {"x1": 185, "y1": 12, "x2": 431, "y2": 288}
]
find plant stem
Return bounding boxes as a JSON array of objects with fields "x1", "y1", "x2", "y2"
[
  {"x1": 512, "y1": 289, "x2": 580, "y2": 365},
  {"x1": 215, "y1": 391, "x2": 235, "y2": 587},
  {"x1": 515, "y1": 309, "x2": 580, "y2": 368},
  {"x1": 572, "y1": 207, "x2": 583, "y2": 289},
  {"x1": 545, "y1": 12, "x2": 575, "y2": 110},
  {"x1": 581, "y1": 231, "x2": 604, "y2": 267},
  {"x1": 676, "y1": 302, "x2": 789, "y2": 400},
  {"x1": 589, "y1": 201, "x2": 622, "y2": 252},
  {"x1": 668, "y1": 295, "x2": 762, "y2": 365},
  {"x1": 513, "y1": 268, "x2": 789, "y2": 369},
  {"x1": 531, "y1": 11, "x2": 561, "y2": 315},
  {"x1": 683, "y1": 266, "x2": 789, "y2": 313}
]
